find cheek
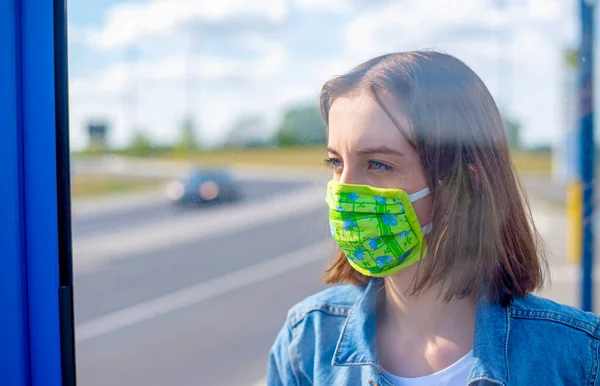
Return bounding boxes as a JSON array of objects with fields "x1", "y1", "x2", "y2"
[{"x1": 411, "y1": 195, "x2": 433, "y2": 226}]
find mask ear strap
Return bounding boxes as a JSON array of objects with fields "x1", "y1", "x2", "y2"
[
  {"x1": 408, "y1": 186, "x2": 431, "y2": 202},
  {"x1": 421, "y1": 223, "x2": 432, "y2": 235}
]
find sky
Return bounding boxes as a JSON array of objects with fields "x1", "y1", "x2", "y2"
[{"x1": 67, "y1": 0, "x2": 586, "y2": 151}]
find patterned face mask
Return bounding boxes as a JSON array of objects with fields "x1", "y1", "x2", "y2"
[{"x1": 326, "y1": 181, "x2": 432, "y2": 277}]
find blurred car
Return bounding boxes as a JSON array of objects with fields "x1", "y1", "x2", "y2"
[{"x1": 165, "y1": 169, "x2": 241, "y2": 206}]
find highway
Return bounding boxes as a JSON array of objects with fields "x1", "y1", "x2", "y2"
[
  {"x1": 73, "y1": 179, "x2": 310, "y2": 239},
  {"x1": 73, "y1": 175, "x2": 331, "y2": 385},
  {"x1": 72, "y1": 171, "x2": 600, "y2": 386}
]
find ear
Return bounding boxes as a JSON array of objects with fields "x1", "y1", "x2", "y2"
[{"x1": 468, "y1": 164, "x2": 481, "y2": 189}]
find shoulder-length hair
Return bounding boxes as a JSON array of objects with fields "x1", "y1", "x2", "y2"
[{"x1": 319, "y1": 51, "x2": 547, "y2": 302}]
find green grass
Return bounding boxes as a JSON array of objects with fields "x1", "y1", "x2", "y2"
[{"x1": 71, "y1": 174, "x2": 165, "y2": 198}]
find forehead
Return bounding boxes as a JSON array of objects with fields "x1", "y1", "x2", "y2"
[{"x1": 327, "y1": 93, "x2": 412, "y2": 151}]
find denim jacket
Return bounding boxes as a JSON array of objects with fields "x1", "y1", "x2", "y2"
[{"x1": 267, "y1": 279, "x2": 600, "y2": 385}]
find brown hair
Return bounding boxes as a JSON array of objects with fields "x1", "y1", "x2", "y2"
[{"x1": 320, "y1": 51, "x2": 547, "y2": 302}]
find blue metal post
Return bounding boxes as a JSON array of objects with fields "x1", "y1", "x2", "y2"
[
  {"x1": 1, "y1": 1, "x2": 73, "y2": 384},
  {"x1": 0, "y1": 0, "x2": 31, "y2": 384},
  {"x1": 579, "y1": 0, "x2": 595, "y2": 312}
]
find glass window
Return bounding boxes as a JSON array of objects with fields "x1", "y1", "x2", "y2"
[{"x1": 67, "y1": 1, "x2": 594, "y2": 385}]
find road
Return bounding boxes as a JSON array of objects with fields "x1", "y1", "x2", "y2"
[
  {"x1": 73, "y1": 176, "x2": 332, "y2": 385},
  {"x1": 73, "y1": 173, "x2": 600, "y2": 386},
  {"x1": 73, "y1": 179, "x2": 309, "y2": 239}
]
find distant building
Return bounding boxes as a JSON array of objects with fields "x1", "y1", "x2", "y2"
[{"x1": 87, "y1": 121, "x2": 109, "y2": 151}]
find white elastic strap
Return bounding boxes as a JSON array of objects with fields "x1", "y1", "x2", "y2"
[
  {"x1": 408, "y1": 186, "x2": 431, "y2": 202},
  {"x1": 421, "y1": 223, "x2": 433, "y2": 235}
]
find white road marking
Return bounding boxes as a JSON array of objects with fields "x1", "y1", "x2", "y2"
[
  {"x1": 76, "y1": 239, "x2": 333, "y2": 343},
  {"x1": 73, "y1": 187, "x2": 325, "y2": 273}
]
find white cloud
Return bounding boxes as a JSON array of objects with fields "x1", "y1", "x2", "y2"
[
  {"x1": 68, "y1": 40, "x2": 291, "y2": 149},
  {"x1": 295, "y1": 0, "x2": 350, "y2": 13},
  {"x1": 528, "y1": 0, "x2": 564, "y2": 21},
  {"x1": 344, "y1": 0, "x2": 502, "y2": 58},
  {"x1": 340, "y1": 0, "x2": 578, "y2": 147},
  {"x1": 70, "y1": 42, "x2": 287, "y2": 95},
  {"x1": 68, "y1": 0, "x2": 581, "y2": 151},
  {"x1": 86, "y1": 0, "x2": 288, "y2": 50},
  {"x1": 68, "y1": 23, "x2": 89, "y2": 44}
]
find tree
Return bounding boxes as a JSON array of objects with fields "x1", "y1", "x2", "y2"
[
  {"x1": 127, "y1": 129, "x2": 155, "y2": 157},
  {"x1": 175, "y1": 117, "x2": 200, "y2": 154},
  {"x1": 225, "y1": 114, "x2": 270, "y2": 148},
  {"x1": 275, "y1": 104, "x2": 326, "y2": 146},
  {"x1": 501, "y1": 111, "x2": 522, "y2": 149}
]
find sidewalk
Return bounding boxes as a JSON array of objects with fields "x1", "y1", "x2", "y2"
[
  {"x1": 529, "y1": 192, "x2": 600, "y2": 311},
  {"x1": 521, "y1": 173, "x2": 568, "y2": 207}
]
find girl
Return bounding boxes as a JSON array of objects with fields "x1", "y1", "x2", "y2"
[{"x1": 267, "y1": 51, "x2": 599, "y2": 385}]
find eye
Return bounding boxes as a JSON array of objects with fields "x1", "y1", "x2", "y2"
[
  {"x1": 368, "y1": 160, "x2": 393, "y2": 171},
  {"x1": 324, "y1": 157, "x2": 343, "y2": 171}
]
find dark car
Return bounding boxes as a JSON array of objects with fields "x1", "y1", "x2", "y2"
[{"x1": 165, "y1": 169, "x2": 241, "y2": 206}]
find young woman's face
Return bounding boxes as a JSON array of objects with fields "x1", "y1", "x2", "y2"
[{"x1": 327, "y1": 92, "x2": 433, "y2": 225}]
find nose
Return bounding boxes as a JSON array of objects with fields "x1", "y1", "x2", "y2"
[{"x1": 339, "y1": 166, "x2": 364, "y2": 185}]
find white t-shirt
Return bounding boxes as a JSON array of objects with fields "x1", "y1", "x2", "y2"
[{"x1": 381, "y1": 350, "x2": 473, "y2": 386}]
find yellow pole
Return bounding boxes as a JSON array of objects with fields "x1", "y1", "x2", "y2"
[
  {"x1": 567, "y1": 180, "x2": 583, "y2": 264},
  {"x1": 565, "y1": 48, "x2": 581, "y2": 265}
]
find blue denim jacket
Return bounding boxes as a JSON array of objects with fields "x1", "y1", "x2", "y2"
[{"x1": 267, "y1": 279, "x2": 600, "y2": 385}]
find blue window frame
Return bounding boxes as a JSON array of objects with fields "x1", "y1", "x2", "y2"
[{"x1": 1, "y1": 0, "x2": 76, "y2": 384}]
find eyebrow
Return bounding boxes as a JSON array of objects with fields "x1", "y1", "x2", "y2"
[{"x1": 327, "y1": 146, "x2": 405, "y2": 157}]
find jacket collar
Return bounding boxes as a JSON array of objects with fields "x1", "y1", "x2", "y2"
[
  {"x1": 331, "y1": 279, "x2": 510, "y2": 386},
  {"x1": 331, "y1": 278, "x2": 381, "y2": 368},
  {"x1": 467, "y1": 294, "x2": 510, "y2": 385}
]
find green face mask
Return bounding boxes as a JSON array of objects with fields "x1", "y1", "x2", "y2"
[{"x1": 326, "y1": 181, "x2": 431, "y2": 277}]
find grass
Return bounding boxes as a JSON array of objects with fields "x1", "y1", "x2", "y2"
[
  {"x1": 71, "y1": 174, "x2": 165, "y2": 198},
  {"x1": 511, "y1": 150, "x2": 552, "y2": 174},
  {"x1": 71, "y1": 148, "x2": 554, "y2": 198},
  {"x1": 161, "y1": 147, "x2": 553, "y2": 174},
  {"x1": 162, "y1": 147, "x2": 329, "y2": 169}
]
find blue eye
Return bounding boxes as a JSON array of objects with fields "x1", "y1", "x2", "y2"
[
  {"x1": 368, "y1": 160, "x2": 392, "y2": 171},
  {"x1": 325, "y1": 158, "x2": 343, "y2": 170}
]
